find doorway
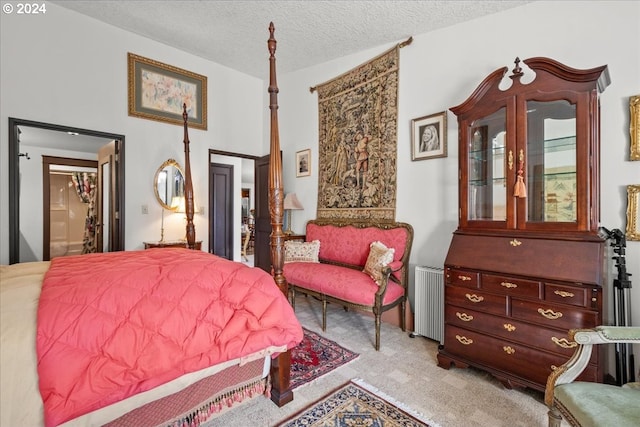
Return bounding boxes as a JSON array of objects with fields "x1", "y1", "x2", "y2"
[
  {"x1": 209, "y1": 150, "x2": 264, "y2": 269},
  {"x1": 42, "y1": 156, "x2": 98, "y2": 261},
  {"x1": 8, "y1": 118, "x2": 125, "y2": 264}
]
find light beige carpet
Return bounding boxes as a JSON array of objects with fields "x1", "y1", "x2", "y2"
[{"x1": 205, "y1": 294, "x2": 563, "y2": 426}]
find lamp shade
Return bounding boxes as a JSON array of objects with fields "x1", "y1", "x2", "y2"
[
  {"x1": 170, "y1": 196, "x2": 186, "y2": 213},
  {"x1": 283, "y1": 193, "x2": 304, "y2": 210}
]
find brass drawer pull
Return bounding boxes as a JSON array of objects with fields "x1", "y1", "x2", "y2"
[
  {"x1": 455, "y1": 335, "x2": 473, "y2": 345},
  {"x1": 458, "y1": 275, "x2": 472, "y2": 281},
  {"x1": 501, "y1": 281, "x2": 518, "y2": 289},
  {"x1": 456, "y1": 312, "x2": 474, "y2": 322},
  {"x1": 465, "y1": 293, "x2": 484, "y2": 303},
  {"x1": 503, "y1": 346, "x2": 515, "y2": 355},
  {"x1": 554, "y1": 290, "x2": 575, "y2": 298},
  {"x1": 538, "y1": 308, "x2": 563, "y2": 320},
  {"x1": 552, "y1": 337, "x2": 577, "y2": 349},
  {"x1": 510, "y1": 239, "x2": 522, "y2": 247},
  {"x1": 503, "y1": 323, "x2": 516, "y2": 332}
]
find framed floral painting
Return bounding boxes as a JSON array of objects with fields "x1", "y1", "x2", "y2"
[{"x1": 128, "y1": 53, "x2": 207, "y2": 130}]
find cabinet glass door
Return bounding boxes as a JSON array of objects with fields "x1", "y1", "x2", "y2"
[
  {"x1": 524, "y1": 100, "x2": 577, "y2": 224},
  {"x1": 468, "y1": 107, "x2": 507, "y2": 222}
]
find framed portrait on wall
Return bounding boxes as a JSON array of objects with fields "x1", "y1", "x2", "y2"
[
  {"x1": 296, "y1": 149, "x2": 311, "y2": 177},
  {"x1": 411, "y1": 111, "x2": 447, "y2": 160}
]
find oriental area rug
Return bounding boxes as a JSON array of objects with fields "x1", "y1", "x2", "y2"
[
  {"x1": 277, "y1": 379, "x2": 440, "y2": 427},
  {"x1": 290, "y1": 328, "x2": 359, "y2": 390}
]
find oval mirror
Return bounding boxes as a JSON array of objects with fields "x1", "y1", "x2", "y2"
[{"x1": 154, "y1": 158, "x2": 185, "y2": 211}]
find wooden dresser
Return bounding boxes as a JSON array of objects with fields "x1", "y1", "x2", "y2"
[{"x1": 437, "y1": 57, "x2": 610, "y2": 391}]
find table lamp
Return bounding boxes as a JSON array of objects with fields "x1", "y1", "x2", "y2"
[
  {"x1": 170, "y1": 196, "x2": 186, "y2": 213},
  {"x1": 170, "y1": 196, "x2": 187, "y2": 240},
  {"x1": 283, "y1": 193, "x2": 304, "y2": 235}
]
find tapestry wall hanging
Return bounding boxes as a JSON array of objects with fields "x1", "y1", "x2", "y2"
[{"x1": 313, "y1": 40, "x2": 409, "y2": 222}]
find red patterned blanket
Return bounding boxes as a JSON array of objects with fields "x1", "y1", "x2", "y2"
[{"x1": 37, "y1": 249, "x2": 302, "y2": 426}]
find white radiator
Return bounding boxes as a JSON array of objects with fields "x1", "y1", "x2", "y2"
[{"x1": 411, "y1": 266, "x2": 444, "y2": 343}]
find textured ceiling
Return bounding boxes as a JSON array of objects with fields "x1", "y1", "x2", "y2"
[{"x1": 51, "y1": 0, "x2": 532, "y2": 80}]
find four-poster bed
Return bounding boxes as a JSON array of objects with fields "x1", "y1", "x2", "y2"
[{"x1": 0, "y1": 23, "x2": 300, "y2": 427}]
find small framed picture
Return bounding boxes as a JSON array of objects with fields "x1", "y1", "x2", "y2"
[
  {"x1": 296, "y1": 149, "x2": 311, "y2": 177},
  {"x1": 411, "y1": 111, "x2": 447, "y2": 160}
]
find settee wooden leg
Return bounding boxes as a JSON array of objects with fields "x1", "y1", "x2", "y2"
[
  {"x1": 547, "y1": 405, "x2": 562, "y2": 427},
  {"x1": 375, "y1": 313, "x2": 381, "y2": 351},
  {"x1": 401, "y1": 299, "x2": 406, "y2": 332},
  {"x1": 322, "y1": 297, "x2": 327, "y2": 331},
  {"x1": 290, "y1": 287, "x2": 296, "y2": 309}
]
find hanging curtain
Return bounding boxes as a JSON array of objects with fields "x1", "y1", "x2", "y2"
[{"x1": 72, "y1": 172, "x2": 97, "y2": 254}]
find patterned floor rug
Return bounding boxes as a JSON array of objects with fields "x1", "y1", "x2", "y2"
[
  {"x1": 290, "y1": 328, "x2": 359, "y2": 390},
  {"x1": 277, "y1": 379, "x2": 439, "y2": 427}
]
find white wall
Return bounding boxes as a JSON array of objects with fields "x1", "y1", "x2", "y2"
[
  {"x1": 276, "y1": 1, "x2": 640, "y2": 331},
  {"x1": 0, "y1": 3, "x2": 266, "y2": 261}
]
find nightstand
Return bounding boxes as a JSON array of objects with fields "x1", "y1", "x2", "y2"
[
  {"x1": 283, "y1": 234, "x2": 306, "y2": 242},
  {"x1": 144, "y1": 240, "x2": 202, "y2": 250}
]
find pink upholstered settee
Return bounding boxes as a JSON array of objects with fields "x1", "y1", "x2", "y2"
[{"x1": 283, "y1": 220, "x2": 414, "y2": 350}]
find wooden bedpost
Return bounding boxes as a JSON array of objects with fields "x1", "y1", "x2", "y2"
[
  {"x1": 267, "y1": 22, "x2": 293, "y2": 407},
  {"x1": 267, "y1": 22, "x2": 286, "y2": 295},
  {"x1": 182, "y1": 105, "x2": 196, "y2": 249}
]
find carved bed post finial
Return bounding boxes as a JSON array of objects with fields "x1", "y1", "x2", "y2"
[
  {"x1": 182, "y1": 103, "x2": 196, "y2": 249},
  {"x1": 266, "y1": 22, "x2": 292, "y2": 408}
]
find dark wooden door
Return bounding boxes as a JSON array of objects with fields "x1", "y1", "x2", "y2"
[
  {"x1": 254, "y1": 154, "x2": 271, "y2": 272},
  {"x1": 209, "y1": 163, "x2": 233, "y2": 259}
]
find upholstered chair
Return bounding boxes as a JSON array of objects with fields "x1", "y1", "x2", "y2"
[{"x1": 545, "y1": 326, "x2": 640, "y2": 427}]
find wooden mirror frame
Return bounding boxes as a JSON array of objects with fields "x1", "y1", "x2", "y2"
[{"x1": 154, "y1": 158, "x2": 185, "y2": 211}]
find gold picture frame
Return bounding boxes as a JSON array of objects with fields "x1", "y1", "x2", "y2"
[
  {"x1": 411, "y1": 111, "x2": 447, "y2": 160},
  {"x1": 626, "y1": 184, "x2": 640, "y2": 241},
  {"x1": 630, "y1": 95, "x2": 640, "y2": 160},
  {"x1": 128, "y1": 53, "x2": 207, "y2": 130},
  {"x1": 296, "y1": 149, "x2": 311, "y2": 177}
]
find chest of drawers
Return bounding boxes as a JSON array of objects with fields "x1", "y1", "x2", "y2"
[{"x1": 437, "y1": 233, "x2": 606, "y2": 391}]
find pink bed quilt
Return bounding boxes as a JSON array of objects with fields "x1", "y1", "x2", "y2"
[{"x1": 36, "y1": 249, "x2": 302, "y2": 426}]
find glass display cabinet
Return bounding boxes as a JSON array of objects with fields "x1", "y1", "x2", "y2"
[
  {"x1": 453, "y1": 57, "x2": 609, "y2": 234},
  {"x1": 438, "y1": 57, "x2": 611, "y2": 392}
]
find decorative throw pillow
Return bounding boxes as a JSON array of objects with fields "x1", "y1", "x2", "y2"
[
  {"x1": 363, "y1": 241, "x2": 395, "y2": 286},
  {"x1": 284, "y1": 240, "x2": 320, "y2": 263}
]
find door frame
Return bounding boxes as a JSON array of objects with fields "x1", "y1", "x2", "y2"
[{"x1": 8, "y1": 117, "x2": 125, "y2": 264}]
